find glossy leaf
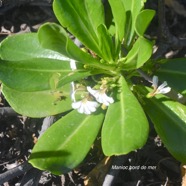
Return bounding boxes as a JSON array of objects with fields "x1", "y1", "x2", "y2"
[
  {"x1": 108, "y1": 0, "x2": 126, "y2": 41},
  {"x1": 122, "y1": 0, "x2": 144, "y2": 47},
  {"x1": 97, "y1": 24, "x2": 114, "y2": 63},
  {"x1": 53, "y1": 0, "x2": 104, "y2": 57},
  {"x1": 2, "y1": 84, "x2": 72, "y2": 118},
  {"x1": 39, "y1": 23, "x2": 95, "y2": 64},
  {"x1": 107, "y1": 0, "x2": 126, "y2": 59},
  {"x1": 156, "y1": 58, "x2": 186, "y2": 95},
  {"x1": 0, "y1": 58, "x2": 91, "y2": 92},
  {"x1": 38, "y1": 23, "x2": 115, "y2": 71},
  {"x1": 135, "y1": 9, "x2": 155, "y2": 36},
  {"x1": 102, "y1": 76, "x2": 149, "y2": 156},
  {"x1": 104, "y1": 1, "x2": 115, "y2": 36},
  {"x1": 38, "y1": 23, "x2": 70, "y2": 57},
  {"x1": 0, "y1": 33, "x2": 67, "y2": 61},
  {"x1": 137, "y1": 86, "x2": 186, "y2": 163},
  {"x1": 122, "y1": 37, "x2": 153, "y2": 70},
  {"x1": 29, "y1": 110, "x2": 104, "y2": 175}
]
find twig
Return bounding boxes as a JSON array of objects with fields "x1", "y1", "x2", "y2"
[
  {"x1": 20, "y1": 167, "x2": 43, "y2": 186},
  {"x1": 38, "y1": 116, "x2": 56, "y2": 137},
  {"x1": 0, "y1": 162, "x2": 32, "y2": 185},
  {"x1": 137, "y1": 69, "x2": 152, "y2": 83}
]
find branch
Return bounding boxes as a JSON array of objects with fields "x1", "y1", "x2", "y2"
[
  {"x1": 20, "y1": 168, "x2": 43, "y2": 186},
  {"x1": 38, "y1": 116, "x2": 56, "y2": 137},
  {"x1": 0, "y1": 162, "x2": 32, "y2": 185}
]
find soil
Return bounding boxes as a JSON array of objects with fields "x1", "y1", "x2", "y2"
[{"x1": 0, "y1": 0, "x2": 186, "y2": 185}]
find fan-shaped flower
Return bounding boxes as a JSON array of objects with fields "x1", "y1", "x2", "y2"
[
  {"x1": 87, "y1": 86, "x2": 114, "y2": 106},
  {"x1": 148, "y1": 76, "x2": 171, "y2": 97},
  {"x1": 72, "y1": 99, "x2": 99, "y2": 115}
]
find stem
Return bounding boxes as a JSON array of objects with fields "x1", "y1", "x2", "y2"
[
  {"x1": 137, "y1": 69, "x2": 152, "y2": 83},
  {"x1": 88, "y1": 63, "x2": 118, "y2": 76}
]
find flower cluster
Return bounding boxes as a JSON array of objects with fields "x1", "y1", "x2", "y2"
[
  {"x1": 71, "y1": 86, "x2": 114, "y2": 115},
  {"x1": 87, "y1": 87, "x2": 114, "y2": 106},
  {"x1": 69, "y1": 59, "x2": 115, "y2": 114}
]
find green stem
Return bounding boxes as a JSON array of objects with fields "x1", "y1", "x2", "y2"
[{"x1": 88, "y1": 62, "x2": 120, "y2": 76}]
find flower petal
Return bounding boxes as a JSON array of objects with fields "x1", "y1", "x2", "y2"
[
  {"x1": 157, "y1": 81, "x2": 168, "y2": 90},
  {"x1": 72, "y1": 99, "x2": 99, "y2": 115},
  {"x1": 152, "y1": 76, "x2": 158, "y2": 88},
  {"x1": 101, "y1": 93, "x2": 114, "y2": 106},
  {"x1": 83, "y1": 104, "x2": 92, "y2": 115},
  {"x1": 72, "y1": 101, "x2": 82, "y2": 109},
  {"x1": 78, "y1": 104, "x2": 85, "y2": 114},
  {"x1": 87, "y1": 86, "x2": 114, "y2": 106},
  {"x1": 87, "y1": 86, "x2": 97, "y2": 95},
  {"x1": 158, "y1": 87, "x2": 171, "y2": 94},
  {"x1": 87, "y1": 101, "x2": 99, "y2": 112},
  {"x1": 106, "y1": 96, "x2": 114, "y2": 104}
]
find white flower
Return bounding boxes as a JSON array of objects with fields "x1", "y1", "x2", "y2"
[
  {"x1": 72, "y1": 99, "x2": 99, "y2": 115},
  {"x1": 149, "y1": 76, "x2": 171, "y2": 97},
  {"x1": 156, "y1": 81, "x2": 171, "y2": 94},
  {"x1": 87, "y1": 86, "x2": 114, "y2": 106}
]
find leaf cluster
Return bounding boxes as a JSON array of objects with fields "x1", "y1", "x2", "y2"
[{"x1": 0, "y1": 0, "x2": 186, "y2": 175}]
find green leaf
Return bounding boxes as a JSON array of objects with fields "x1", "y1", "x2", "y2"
[
  {"x1": 138, "y1": 86, "x2": 186, "y2": 163},
  {"x1": 122, "y1": 0, "x2": 144, "y2": 47},
  {"x1": 29, "y1": 110, "x2": 104, "y2": 175},
  {"x1": 102, "y1": 76, "x2": 149, "y2": 156},
  {"x1": 108, "y1": 0, "x2": 126, "y2": 59},
  {"x1": 97, "y1": 24, "x2": 114, "y2": 63},
  {"x1": 2, "y1": 84, "x2": 72, "y2": 118},
  {"x1": 38, "y1": 23, "x2": 70, "y2": 58},
  {"x1": 135, "y1": 9, "x2": 155, "y2": 36},
  {"x1": 0, "y1": 58, "x2": 91, "y2": 92},
  {"x1": 104, "y1": 1, "x2": 115, "y2": 36},
  {"x1": 39, "y1": 23, "x2": 95, "y2": 64},
  {"x1": 0, "y1": 33, "x2": 67, "y2": 61},
  {"x1": 53, "y1": 0, "x2": 104, "y2": 56},
  {"x1": 156, "y1": 58, "x2": 186, "y2": 95},
  {"x1": 122, "y1": 37, "x2": 153, "y2": 70},
  {"x1": 108, "y1": 0, "x2": 126, "y2": 41},
  {"x1": 38, "y1": 23, "x2": 115, "y2": 71}
]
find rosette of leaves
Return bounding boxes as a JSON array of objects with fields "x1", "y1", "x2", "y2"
[{"x1": 1, "y1": 0, "x2": 186, "y2": 175}]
